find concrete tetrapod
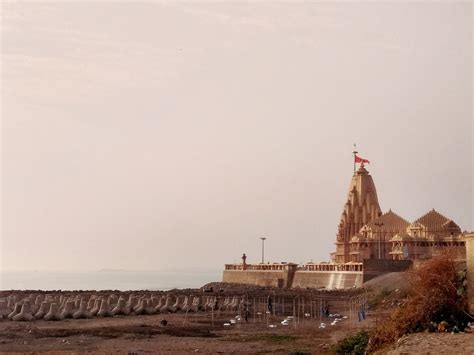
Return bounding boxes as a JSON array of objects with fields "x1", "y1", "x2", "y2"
[
  {"x1": 132, "y1": 297, "x2": 143, "y2": 313},
  {"x1": 111, "y1": 298, "x2": 131, "y2": 316},
  {"x1": 202, "y1": 296, "x2": 213, "y2": 311},
  {"x1": 30, "y1": 296, "x2": 41, "y2": 314},
  {"x1": 151, "y1": 296, "x2": 161, "y2": 307},
  {"x1": 108, "y1": 294, "x2": 118, "y2": 307},
  {"x1": 227, "y1": 297, "x2": 239, "y2": 312},
  {"x1": 44, "y1": 303, "x2": 64, "y2": 321},
  {"x1": 223, "y1": 297, "x2": 234, "y2": 311},
  {"x1": 172, "y1": 296, "x2": 183, "y2": 312},
  {"x1": 12, "y1": 302, "x2": 34, "y2": 322},
  {"x1": 160, "y1": 296, "x2": 177, "y2": 313},
  {"x1": 7, "y1": 303, "x2": 22, "y2": 320},
  {"x1": 134, "y1": 299, "x2": 156, "y2": 315},
  {"x1": 0, "y1": 299, "x2": 10, "y2": 319},
  {"x1": 60, "y1": 300, "x2": 76, "y2": 319},
  {"x1": 220, "y1": 297, "x2": 230, "y2": 311},
  {"x1": 74, "y1": 297, "x2": 81, "y2": 309},
  {"x1": 181, "y1": 296, "x2": 190, "y2": 312},
  {"x1": 87, "y1": 297, "x2": 96, "y2": 310},
  {"x1": 134, "y1": 299, "x2": 148, "y2": 315},
  {"x1": 190, "y1": 296, "x2": 202, "y2": 313},
  {"x1": 7, "y1": 297, "x2": 16, "y2": 310},
  {"x1": 203, "y1": 296, "x2": 214, "y2": 311},
  {"x1": 97, "y1": 299, "x2": 113, "y2": 317},
  {"x1": 34, "y1": 301, "x2": 51, "y2": 320},
  {"x1": 73, "y1": 300, "x2": 93, "y2": 319},
  {"x1": 127, "y1": 295, "x2": 139, "y2": 311},
  {"x1": 145, "y1": 300, "x2": 157, "y2": 315},
  {"x1": 154, "y1": 296, "x2": 164, "y2": 312},
  {"x1": 89, "y1": 298, "x2": 102, "y2": 316},
  {"x1": 201, "y1": 296, "x2": 209, "y2": 310}
]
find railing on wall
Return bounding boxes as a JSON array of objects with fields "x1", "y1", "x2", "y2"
[
  {"x1": 225, "y1": 263, "x2": 298, "y2": 271},
  {"x1": 225, "y1": 262, "x2": 363, "y2": 272},
  {"x1": 301, "y1": 263, "x2": 363, "y2": 272}
]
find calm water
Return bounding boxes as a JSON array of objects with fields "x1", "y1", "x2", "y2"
[{"x1": 0, "y1": 270, "x2": 222, "y2": 291}]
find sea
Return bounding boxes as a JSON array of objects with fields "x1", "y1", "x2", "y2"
[{"x1": 0, "y1": 270, "x2": 222, "y2": 291}]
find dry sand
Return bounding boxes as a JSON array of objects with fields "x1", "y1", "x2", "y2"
[{"x1": 0, "y1": 311, "x2": 366, "y2": 354}]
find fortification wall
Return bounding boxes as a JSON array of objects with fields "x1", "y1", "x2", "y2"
[
  {"x1": 292, "y1": 271, "x2": 362, "y2": 289},
  {"x1": 362, "y1": 259, "x2": 412, "y2": 283},
  {"x1": 222, "y1": 270, "x2": 291, "y2": 288}
]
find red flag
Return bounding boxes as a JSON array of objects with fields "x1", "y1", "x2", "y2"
[{"x1": 355, "y1": 155, "x2": 370, "y2": 164}]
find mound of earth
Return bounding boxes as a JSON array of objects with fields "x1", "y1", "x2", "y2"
[
  {"x1": 363, "y1": 272, "x2": 410, "y2": 292},
  {"x1": 386, "y1": 332, "x2": 474, "y2": 354}
]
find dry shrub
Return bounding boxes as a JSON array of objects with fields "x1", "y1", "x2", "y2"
[{"x1": 368, "y1": 253, "x2": 467, "y2": 352}]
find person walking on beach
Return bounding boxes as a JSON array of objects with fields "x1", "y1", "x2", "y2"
[
  {"x1": 267, "y1": 296, "x2": 273, "y2": 313},
  {"x1": 325, "y1": 305, "x2": 330, "y2": 317},
  {"x1": 244, "y1": 307, "x2": 250, "y2": 323}
]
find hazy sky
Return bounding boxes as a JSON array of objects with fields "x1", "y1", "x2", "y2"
[{"x1": 1, "y1": 1, "x2": 472, "y2": 272}]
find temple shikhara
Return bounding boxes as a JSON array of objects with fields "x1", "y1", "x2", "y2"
[{"x1": 222, "y1": 151, "x2": 469, "y2": 289}]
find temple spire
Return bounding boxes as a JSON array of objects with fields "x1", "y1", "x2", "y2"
[{"x1": 335, "y1": 160, "x2": 382, "y2": 263}]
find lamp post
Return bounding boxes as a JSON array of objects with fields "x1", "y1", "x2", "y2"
[
  {"x1": 374, "y1": 222, "x2": 384, "y2": 259},
  {"x1": 260, "y1": 237, "x2": 267, "y2": 264}
]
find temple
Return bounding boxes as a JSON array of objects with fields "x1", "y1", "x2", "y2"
[
  {"x1": 335, "y1": 163, "x2": 466, "y2": 263},
  {"x1": 222, "y1": 154, "x2": 469, "y2": 289}
]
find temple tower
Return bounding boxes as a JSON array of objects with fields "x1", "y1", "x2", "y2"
[{"x1": 335, "y1": 163, "x2": 382, "y2": 263}]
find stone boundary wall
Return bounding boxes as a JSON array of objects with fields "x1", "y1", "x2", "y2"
[
  {"x1": 292, "y1": 271, "x2": 362, "y2": 289},
  {"x1": 223, "y1": 269, "x2": 363, "y2": 289},
  {"x1": 222, "y1": 259, "x2": 415, "y2": 289},
  {"x1": 362, "y1": 259, "x2": 413, "y2": 283},
  {"x1": 222, "y1": 270, "x2": 292, "y2": 288}
]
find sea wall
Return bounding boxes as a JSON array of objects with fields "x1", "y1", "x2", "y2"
[
  {"x1": 362, "y1": 259, "x2": 412, "y2": 283},
  {"x1": 222, "y1": 270, "x2": 292, "y2": 288},
  {"x1": 292, "y1": 271, "x2": 362, "y2": 289},
  {"x1": 223, "y1": 259, "x2": 414, "y2": 289}
]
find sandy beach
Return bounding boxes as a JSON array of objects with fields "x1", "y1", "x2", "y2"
[{"x1": 0, "y1": 286, "x2": 369, "y2": 354}]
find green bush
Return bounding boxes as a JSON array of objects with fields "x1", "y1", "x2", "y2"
[{"x1": 332, "y1": 330, "x2": 369, "y2": 355}]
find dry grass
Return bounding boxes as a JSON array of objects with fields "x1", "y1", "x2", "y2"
[{"x1": 367, "y1": 253, "x2": 467, "y2": 352}]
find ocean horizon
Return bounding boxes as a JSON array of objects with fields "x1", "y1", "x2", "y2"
[{"x1": 0, "y1": 269, "x2": 222, "y2": 291}]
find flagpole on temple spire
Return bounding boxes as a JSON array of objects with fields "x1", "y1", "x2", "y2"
[{"x1": 352, "y1": 143, "x2": 358, "y2": 174}]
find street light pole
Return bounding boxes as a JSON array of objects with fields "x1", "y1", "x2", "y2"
[
  {"x1": 374, "y1": 222, "x2": 384, "y2": 259},
  {"x1": 260, "y1": 237, "x2": 267, "y2": 264}
]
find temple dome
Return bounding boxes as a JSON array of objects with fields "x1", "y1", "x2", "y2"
[
  {"x1": 364, "y1": 210, "x2": 410, "y2": 233},
  {"x1": 412, "y1": 209, "x2": 460, "y2": 231}
]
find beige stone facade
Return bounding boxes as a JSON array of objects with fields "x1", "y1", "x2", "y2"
[
  {"x1": 465, "y1": 233, "x2": 474, "y2": 314},
  {"x1": 335, "y1": 163, "x2": 382, "y2": 263},
  {"x1": 335, "y1": 163, "x2": 467, "y2": 263}
]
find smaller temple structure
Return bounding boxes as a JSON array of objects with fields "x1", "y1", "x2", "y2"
[
  {"x1": 348, "y1": 208, "x2": 466, "y2": 262},
  {"x1": 349, "y1": 209, "x2": 409, "y2": 261},
  {"x1": 389, "y1": 209, "x2": 465, "y2": 260}
]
